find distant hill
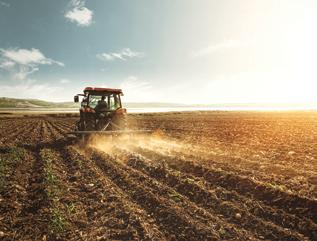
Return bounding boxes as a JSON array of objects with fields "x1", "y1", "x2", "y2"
[{"x1": 0, "y1": 97, "x2": 79, "y2": 108}]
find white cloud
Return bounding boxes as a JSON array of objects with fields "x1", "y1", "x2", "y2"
[
  {"x1": 0, "y1": 80, "x2": 64, "y2": 102},
  {"x1": 60, "y1": 78, "x2": 70, "y2": 84},
  {"x1": 0, "y1": 1, "x2": 10, "y2": 7},
  {"x1": 13, "y1": 66, "x2": 39, "y2": 80},
  {"x1": 97, "y1": 48, "x2": 145, "y2": 62},
  {"x1": 120, "y1": 76, "x2": 151, "y2": 90},
  {"x1": 119, "y1": 76, "x2": 152, "y2": 102},
  {"x1": 65, "y1": 0, "x2": 93, "y2": 27},
  {"x1": 1, "y1": 48, "x2": 64, "y2": 66},
  {"x1": 0, "y1": 60, "x2": 15, "y2": 70},
  {"x1": 192, "y1": 40, "x2": 241, "y2": 58},
  {"x1": 0, "y1": 48, "x2": 64, "y2": 80}
]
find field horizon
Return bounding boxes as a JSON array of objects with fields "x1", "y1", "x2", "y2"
[{"x1": 1, "y1": 97, "x2": 317, "y2": 112}]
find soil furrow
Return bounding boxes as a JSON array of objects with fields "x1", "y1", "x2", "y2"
[
  {"x1": 59, "y1": 145, "x2": 167, "y2": 240},
  {"x1": 162, "y1": 144, "x2": 317, "y2": 197},
  {"x1": 41, "y1": 120, "x2": 55, "y2": 142},
  {"x1": 45, "y1": 120, "x2": 64, "y2": 140},
  {"x1": 1, "y1": 121, "x2": 33, "y2": 145},
  {"x1": 0, "y1": 147, "x2": 32, "y2": 240},
  {"x1": 131, "y1": 145, "x2": 317, "y2": 239},
  {"x1": 131, "y1": 147, "x2": 317, "y2": 224},
  {"x1": 117, "y1": 148, "x2": 306, "y2": 241},
  {"x1": 11, "y1": 121, "x2": 40, "y2": 145},
  {"x1": 12, "y1": 148, "x2": 50, "y2": 240},
  {"x1": 85, "y1": 148, "x2": 226, "y2": 241},
  {"x1": 89, "y1": 147, "x2": 265, "y2": 240},
  {"x1": 47, "y1": 120, "x2": 70, "y2": 137},
  {"x1": 51, "y1": 121, "x2": 74, "y2": 132}
]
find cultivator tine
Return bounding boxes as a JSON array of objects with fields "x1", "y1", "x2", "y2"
[{"x1": 101, "y1": 121, "x2": 111, "y2": 131}]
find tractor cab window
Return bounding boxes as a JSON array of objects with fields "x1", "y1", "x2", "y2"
[
  {"x1": 88, "y1": 95, "x2": 105, "y2": 108},
  {"x1": 87, "y1": 93, "x2": 120, "y2": 110},
  {"x1": 109, "y1": 94, "x2": 121, "y2": 110}
]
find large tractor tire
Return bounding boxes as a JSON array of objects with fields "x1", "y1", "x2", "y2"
[
  {"x1": 85, "y1": 114, "x2": 95, "y2": 131},
  {"x1": 113, "y1": 114, "x2": 127, "y2": 131},
  {"x1": 121, "y1": 115, "x2": 127, "y2": 130},
  {"x1": 77, "y1": 120, "x2": 85, "y2": 131}
]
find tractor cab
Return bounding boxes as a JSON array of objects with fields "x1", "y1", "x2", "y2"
[{"x1": 74, "y1": 87, "x2": 124, "y2": 112}]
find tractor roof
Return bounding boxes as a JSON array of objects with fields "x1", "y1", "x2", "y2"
[{"x1": 84, "y1": 87, "x2": 123, "y2": 95}]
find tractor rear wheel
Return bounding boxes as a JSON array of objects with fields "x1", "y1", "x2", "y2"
[
  {"x1": 77, "y1": 120, "x2": 85, "y2": 131},
  {"x1": 85, "y1": 115, "x2": 95, "y2": 131},
  {"x1": 121, "y1": 115, "x2": 127, "y2": 130},
  {"x1": 113, "y1": 114, "x2": 127, "y2": 130}
]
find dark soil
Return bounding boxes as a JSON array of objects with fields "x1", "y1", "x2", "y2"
[{"x1": 0, "y1": 111, "x2": 316, "y2": 240}]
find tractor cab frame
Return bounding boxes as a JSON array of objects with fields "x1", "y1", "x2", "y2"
[{"x1": 74, "y1": 87, "x2": 123, "y2": 111}]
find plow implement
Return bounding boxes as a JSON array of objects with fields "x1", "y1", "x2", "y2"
[
  {"x1": 69, "y1": 129, "x2": 152, "y2": 135},
  {"x1": 68, "y1": 117, "x2": 152, "y2": 139}
]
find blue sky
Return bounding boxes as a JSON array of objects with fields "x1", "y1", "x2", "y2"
[{"x1": 0, "y1": 0, "x2": 317, "y2": 103}]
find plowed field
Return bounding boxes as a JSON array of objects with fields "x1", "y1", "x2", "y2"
[{"x1": 0, "y1": 111, "x2": 316, "y2": 240}]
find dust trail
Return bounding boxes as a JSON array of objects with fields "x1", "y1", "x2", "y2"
[
  {"x1": 86, "y1": 130, "x2": 193, "y2": 157},
  {"x1": 85, "y1": 128, "x2": 230, "y2": 165}
]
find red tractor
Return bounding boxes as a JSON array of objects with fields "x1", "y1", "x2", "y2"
[{"x1": 73, "y1": 87, "x2": 128, "y2": 134}]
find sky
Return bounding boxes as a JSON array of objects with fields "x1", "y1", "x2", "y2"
[{"x1": 0, "y1": 0, "x2": 317, "y2": 104}]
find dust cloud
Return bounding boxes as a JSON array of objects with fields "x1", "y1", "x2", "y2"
[{"x1": 86, "y1": 129, "x2": 192, "y2": 157}]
